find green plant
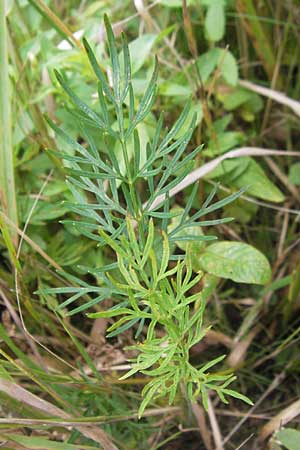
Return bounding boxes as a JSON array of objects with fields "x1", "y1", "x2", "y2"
[
  {"x1": 0, "y1": 1, "x2": 18, "y2": 242},
  {"x1": 38, "y1": 15, "x2": 252, "y2": 417}
]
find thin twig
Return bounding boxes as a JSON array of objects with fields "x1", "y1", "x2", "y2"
[{"x1": 235, "y1": 433, "x2": 255, "y2": 450}]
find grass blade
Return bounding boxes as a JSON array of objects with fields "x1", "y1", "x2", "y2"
[
  {"x1": 28, "y1": 0, "x2": 82, "y2": 49},
  {"x1": 0, "y1": 3, "x2": 18, "y2": 245}
]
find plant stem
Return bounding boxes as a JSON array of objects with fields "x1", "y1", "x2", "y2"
[{"x1": 0, "y1": 1, "x2": 18, "y2": 245}]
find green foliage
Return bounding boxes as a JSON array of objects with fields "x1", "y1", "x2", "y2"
[
  {"x1": 204, "y1": 0, "x2": 226, "y2": 42},
  {"x1": 276, "y1": 428, "x2": 300, "y2": 450},
  {"x1": 197, "y1": 47, "x2": 238, "y2": 86},
  {"x1": 195, "y1": 241, "x2": 272, "y2": 284},
  {"x1": 38, "y1": 15, "x2": 253, "y2": 416},
  {"x1": 288, "y1": 162, "x2": 300, "y2": 185},
  {"x1": 206, "y1": 157, "x2": 285, "y2": 202},
  {"x1": 0, "y1": 0, "x2": 18, "y2": 238}
]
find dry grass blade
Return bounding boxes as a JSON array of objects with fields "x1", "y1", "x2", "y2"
[
  {"x1": 260, "y1": 398, "x2": 300, "y2": 441},
  {"x1": 227, "y1": 325, "x2": 260, "y2": 368},
  {"x1": 0, "y1": 379, "x2": 118, "y2": 450},
  {"x1": 134, "y1": 0, "x2": 153, "y2": 30},
  {"x1": 207, "y1": 394, "x2": 224, "y2": 450},
  {"x1": 182, "y1": 0, "x2": 198, "y2": 59},
  {"x1": 191, "y1": 402, "x2": 213, "y2": 450},
  {"x1": 239, "y1": 79, "x2": 300, "y2": 117},
  {"x1": 148, "y1": 147, "x2": 300, "y2": 211}
]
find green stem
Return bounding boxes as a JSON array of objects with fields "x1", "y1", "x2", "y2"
[
  {"x1": 0, "y1": 1, "x2": 18, "y2": 244},
  {"x1": 128, "y1": 181, "x2": 140, "y2": 217}
]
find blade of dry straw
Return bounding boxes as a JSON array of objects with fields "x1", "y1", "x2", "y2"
[{"x1": 148, "y1": 147, "x2": 300, "y2": 211}]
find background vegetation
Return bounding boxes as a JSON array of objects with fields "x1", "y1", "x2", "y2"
[{"x1": 0, "y1": 0, "x2": 300, "y2": 449}]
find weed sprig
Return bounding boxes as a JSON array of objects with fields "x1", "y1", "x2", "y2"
[{"x1": 40, "y1": 15, "x2": 252, "y2": 416}]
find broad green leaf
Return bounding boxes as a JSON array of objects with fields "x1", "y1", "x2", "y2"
[
  {"x1": 197, "y1": 49, "x2": 220, "y2": 83},
  {"x1": 221, "y1": 50, "x2": 239, "y2": 86},
  {"x1": 206, "y1": 157, "x2": 284, "y2": 202},
  {"x1": 205, "y1": 0, "x2": 225, "y2": 42},
  {"x1": 219, "y1": 89, "x2": 263, "y2": 122},
  {"x1": 220, "y1": 88, "x2": 253, "y2": 110},
  {"x1": 223, "y1": 197, "x2": 258, "y2": 224},
  {"x1": 288, "y1": 162, "x2": 300, "y2": 185},
  {"x1": 219, "y1": 87, "x2": 263, "y2": 114},
  {"x1": 197, "y1": 241, "x2": 272, "y2": 284},
  {"x1": 197, "y1": 48, "x2": 238, "y2": 86},
  {"x1": 128, "y1": 34, "x2": 157, "y2": 74},
  {"x1": 277, "y1": 428, "x2": 300, "y2": 450},
  {"x1": 159, "y1": 82, "x2": 192, "y2": 97},
  {"x1": 18, "y1": 197, "x2": 69, "y2": 225},
  {"x1": 205, "y1": 157, "x2": 250, "y2": 182},
  {"x1": 230, "y1": 158, "x2": 285, "y2": 203},
  {"x1": 205, "y1": 131, "x2": 244, "y2": 157},
  {"x1": 239, "y1": 91, "x2": 264, "y2": 121},
  {"x1": 213, "y1": 114, "x2": 233, "y2": 133}
]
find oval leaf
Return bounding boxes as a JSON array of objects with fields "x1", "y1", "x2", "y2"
[
  {"x1": 197, "y1": 241, "x2": 272, "y2": 285},
  {"x1": 205, "y1": 0, "x2": 225, "y2": 42},
  {"x1": 230, "y1": 158, "x2": 285, "y2": 203},
  {"x1": 196, "y1": 48, "x2": 238, "y2": 86},
  {"x1": 288, "y1": 162, "x2": 300, "y2": 186},
  {"x1": 221, "y1": 50, "x2": 239, "y2": 86},
  {"x1": 277, "y1": 428, "x2": 300, "y2": 450}
]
